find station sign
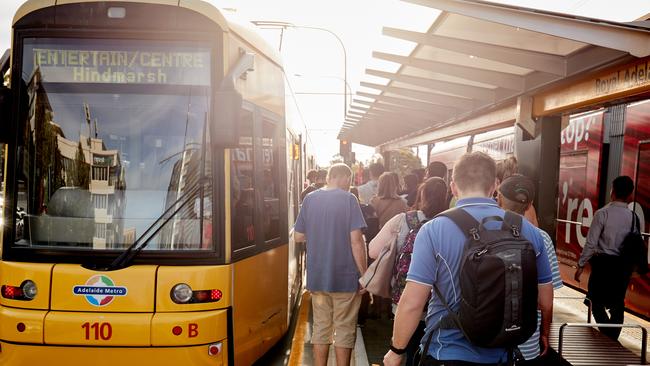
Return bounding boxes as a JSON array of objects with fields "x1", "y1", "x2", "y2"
[{"x1": 533, "y1": 56, "x2": 650, "y2": 116}]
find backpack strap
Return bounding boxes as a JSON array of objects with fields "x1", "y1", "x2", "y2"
[
  {"x1": 632, "y1": 211, "x2": 641, "y2": 233},
  {"x1": 405, "y1": 210, "x2": 421, "y2": 230},
  {"x1": 437, "y1": 208, "x2": 481, "y2": 241},
  {"x1": 427, "y1": 208, "x2": 480, "y2": 338},
  {"x1": 631, "y1": 202, "x2": 638, "y2": 233},
  {"x1": 417, "y1": 285, "x2": 471, "y2": 366},
  {"x1": 502, "y1": 211, "x2": 523, "y2": 237},
  {"x1": 433, "y1": 284, "x2": 472, "y2": 339}
]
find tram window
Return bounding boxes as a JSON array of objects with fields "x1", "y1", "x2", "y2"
[
  {"x1": 231, "y1": 109, "x2": 255, "y2": 251},
  {"x1": 635, "y1": 145, "x2": 650, "y2": 237},
  {"x1": 14, "y1": 37, "x2": 214, "y2": 251},
  {"x1": 288, "y1": 136, "x2": 300, "y2": 220},
  {"x1": 262, "y1": 119, "x2": 280, "y2": 242},
  {"x1": 558, "y1": 152, "x2": 590, "y2": 237}
]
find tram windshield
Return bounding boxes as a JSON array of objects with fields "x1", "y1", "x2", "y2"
[{"x1": 13, "y1": 38, "x2": 214, "y2": 251}]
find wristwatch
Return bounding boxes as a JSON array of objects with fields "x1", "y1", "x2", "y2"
[{"x1": 389, "y1": 343, "x2": 407, "y2": 355}]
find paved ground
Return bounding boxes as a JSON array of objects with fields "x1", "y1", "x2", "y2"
[
  {"x1": 360, "y1": 286, "x2": 649, "y2": 366},
  {"x1": 552, "y1": 286, "x2": 649, "y2": 364},
  {"x1": 359, "y1": 316, "x2": 393, "y2": 365},
  {"x1": 258, "y1": 287, "x2": 649, "y2": 365},
  {"x1": 257, "y1": 292, "x2": 369, "y2": 366}
]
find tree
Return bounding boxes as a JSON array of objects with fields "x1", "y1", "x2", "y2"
[
  {"x1": 390, "y1": 149, "x2": 422, "y2": 183},
  {"x1": 330, "y1": 153, "x2": 344, "y2": 165}
]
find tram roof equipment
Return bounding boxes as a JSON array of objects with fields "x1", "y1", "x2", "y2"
[
  {"x1": 13, "y1": 0, "x2": 284, "y2": 67},
  {"x1": 339, "y1": 0, "x2": 650, "y2": 148}
]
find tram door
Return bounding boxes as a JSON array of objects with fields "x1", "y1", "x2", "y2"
[
  {"x1": 622, "y1": 100, "x2": 650, "y2": 318},
  {"x1": 627, "y1": 140, "x2": 650, "y2": 316}
]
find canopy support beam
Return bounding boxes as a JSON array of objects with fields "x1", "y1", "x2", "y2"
[
  {"x1": 374, "y1": 51, "x2": 524, "y2": 90},
  {"x1": 360, "y1": 81, "x2": 476, "y2": 109},
  {"x1": 383, "y1": 27, "x2": 567, "y2": 75},
  {"x1": 366, "y1": 69, "x2": 496, "y2": 101},
  {"x1": 402, "y1": 0, "x2": 650, "y2": 57}
]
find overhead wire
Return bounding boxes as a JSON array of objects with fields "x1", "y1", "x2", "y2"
[{"x1": 282, "y1": 71, "x2": 318, "y2": 155}]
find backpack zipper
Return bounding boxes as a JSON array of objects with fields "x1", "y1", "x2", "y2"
[{"x1": 471, "y1": 239, "x2": 534, "y2": 258}]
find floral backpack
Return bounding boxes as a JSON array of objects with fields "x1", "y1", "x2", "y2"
[{"x1": 391, "y1": 211, "x2": 426, "y2": 306}]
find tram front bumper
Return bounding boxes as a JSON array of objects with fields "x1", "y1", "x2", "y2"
[
  {"x1": 0, "y1": 307, "x2": 230, "y2": 365},
  {"x1": 0, "y1": 341, "x2": 227, "y2": 366}
]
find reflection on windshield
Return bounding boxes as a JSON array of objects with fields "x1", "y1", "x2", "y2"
[{"x1": 15, "y1": 38, "x2": 213, "y2": 251}]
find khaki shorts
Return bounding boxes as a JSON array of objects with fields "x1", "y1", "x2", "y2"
[{"x1": 310, "y1": 291, "x2": 361, "y2": 349}]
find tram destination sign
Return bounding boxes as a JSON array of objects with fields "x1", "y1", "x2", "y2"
[{"x1": 25, "y1": 41, "x2": 211, "y2": 86}]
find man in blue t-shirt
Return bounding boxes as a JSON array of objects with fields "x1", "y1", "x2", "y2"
[
  {"x1": 383, "y1": 152, "x2": 553, "y2": 366},
  {"x1": 294, "y1": 163, "x2": 367, "y2": 366}
]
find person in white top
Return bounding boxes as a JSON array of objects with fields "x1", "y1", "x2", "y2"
[
  {"x1": 357, "y1": 162, "x2": 385, "y2": 205},
  {"x1": 368, "y1": 177, "x2": 448, "y2": 365}
]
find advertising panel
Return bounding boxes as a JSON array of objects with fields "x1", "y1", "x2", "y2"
[
  {"x1": 621, "y1": 100, "x2": 650, "y2": 317},
  {"x1": 556, "y1": 111, "x2": 604, "y2": 290}
]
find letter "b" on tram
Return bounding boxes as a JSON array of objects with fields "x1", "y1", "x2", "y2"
[{"x1": 188, "y1": 323, "x2": 199, "y2": 338}]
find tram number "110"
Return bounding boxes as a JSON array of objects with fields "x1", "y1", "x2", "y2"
[{"x1": 82, "y1": 322, "x2": 113, "y2": 340}]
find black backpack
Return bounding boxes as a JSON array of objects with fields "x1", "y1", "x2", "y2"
[
  {"x1": 427, "y1": 208, "x2": 538, "y2": 349},
  {"x1": 360, "y1": 203, "x2": 379, "y2": 243}
]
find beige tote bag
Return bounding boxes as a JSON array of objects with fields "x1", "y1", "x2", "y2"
[{"x1": 359, "y1": 232, "x2": 398, "y2": 298}]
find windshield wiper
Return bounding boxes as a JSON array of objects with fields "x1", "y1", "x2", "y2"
[{"x1": 106, "y1": 178, "x2": 207, "y2": 270}]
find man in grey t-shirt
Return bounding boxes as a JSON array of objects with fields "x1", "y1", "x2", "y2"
[{"x1": 294, "y1": 163, "x2": 367, "y2": 366}]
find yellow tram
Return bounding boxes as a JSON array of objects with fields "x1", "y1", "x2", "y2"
[{"x1": 0, "y1": 1, "x2": 308, "y2": 365}]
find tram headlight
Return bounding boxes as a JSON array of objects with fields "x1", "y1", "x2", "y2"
[
  {"x1": 171, "y1": 283, "x2": 193, "y2": 303},
  {"x1": 21, "y1": 280, "x2": 37, "y2": 300}
]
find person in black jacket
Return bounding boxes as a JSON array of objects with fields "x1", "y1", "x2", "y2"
[{"x1": 300, "y1": 169, "x2": 326, "y2": 203}]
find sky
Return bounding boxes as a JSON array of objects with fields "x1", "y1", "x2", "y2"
[{"x1": 3, "y1": 0, "x2": 650, "y2": 165}]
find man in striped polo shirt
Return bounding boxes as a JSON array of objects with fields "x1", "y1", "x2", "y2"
[{"x1": 497, "y1": 174, "x2": 563, "y2": 365}]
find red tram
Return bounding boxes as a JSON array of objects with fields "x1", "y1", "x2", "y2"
[
  {"x1": 429, "y1": 106, "x2": 650, "y2": 318},
  {"x1": 558, "y1": 103, "x2": 650, "y2": 318}
]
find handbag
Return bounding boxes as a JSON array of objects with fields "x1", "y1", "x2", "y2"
[
  {"x1": 359, "y1": 227, "x2": 398, "y2": 298},
  {"x1": 621, "y1": 211, "x2": 648, "y2": 274}
]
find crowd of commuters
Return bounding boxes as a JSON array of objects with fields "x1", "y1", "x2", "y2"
[{"x1": 294, "y1": 152, "x2": 645, "y2": 366}]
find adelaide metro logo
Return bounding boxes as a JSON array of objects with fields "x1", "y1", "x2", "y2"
[{"x1": 73, "y1": 275, "x2": 127, "y2": 307}]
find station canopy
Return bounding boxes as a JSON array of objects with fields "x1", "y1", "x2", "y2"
[{"x1": 339, "y1": 0, "x2": 650, "y2": 147}]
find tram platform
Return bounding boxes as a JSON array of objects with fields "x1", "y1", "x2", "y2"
[
  {"x1": 255, "y1": 291, "x2": 370, "y2": 366},
  {"x1": 263, "y1": 287, "x2": 648, "y2": 365},
  {"x1": 361, "y1": 286, "x2": 649, "y2": 366},
  {"x1": 285, "y1": 292, "x2": 369, "y2": 366}
]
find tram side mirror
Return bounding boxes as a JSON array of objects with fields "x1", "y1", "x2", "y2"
[
  {"x1": 0, "y1": 85, "x2": 12, "y2": 143},
  {"x1": 213, "y1": 87, "x2": 242, "y2": 147},
  {"x1": 212, "y1": 51, "x2": 254, "y2": 148}
]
